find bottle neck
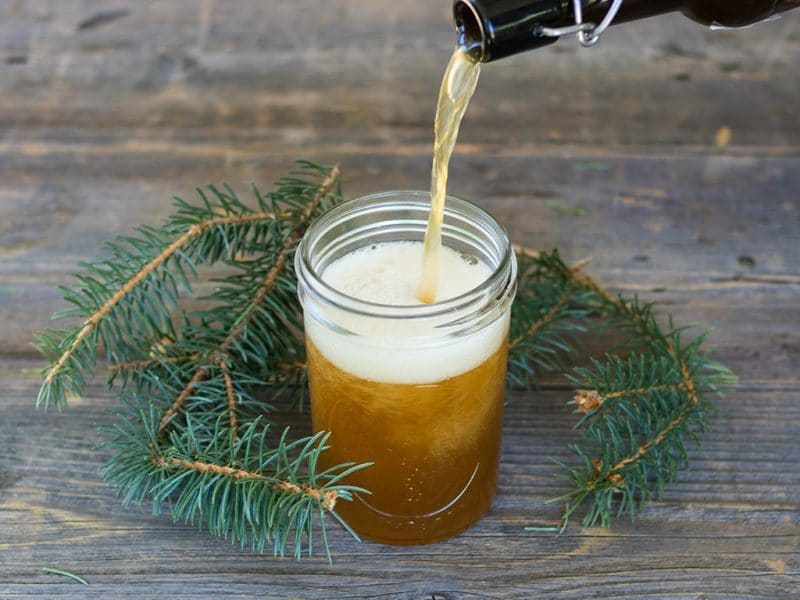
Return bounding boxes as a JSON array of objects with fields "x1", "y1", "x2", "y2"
[
  {"x1": 454, "y1": 0, "x2": 798, "y2": 62},
  {"x1": 454, "y1": 0, "x2": 684, "y2": 62}
]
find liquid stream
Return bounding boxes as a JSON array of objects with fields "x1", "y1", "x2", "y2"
[{"x1": 416, "y1": 49, "x2": 481, "y2": 303}]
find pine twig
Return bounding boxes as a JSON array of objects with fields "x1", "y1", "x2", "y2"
[
  {"x1": 39, "y1": 161, "x2": 364, "y2": 559},
  {"x1": 507, "y1": 249, "x2": 594, "y2": 388},
  {"x1": 509, "y1": 285, "x2": 576, "y2": 350},
  {"x1": 155, "y1": 165, "x2": 340, "y2": 436},
  {"x1": 219, "y1": 361, "x2": 238, "y2": 441},
  {"x1": 574, "y1": 383, "x2": 687, "y2": 413},
  {"x1": 604, "y1": 401, "x2": 696, "y2": 477},
  {"x1": 41, "y1": 211, "x2": 291, "y2": 389},
  {"x1": 568, "y1": 269, "x2": 704, "y2": 489},
  {"x1": 509, "y1": 249, "x2": 734, "y2": 528},
  {"x1": 158, "y1": 367, "x2": 209, "y2": 430}
]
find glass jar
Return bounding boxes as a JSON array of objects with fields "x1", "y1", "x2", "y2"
[{"x1": 295, "y1": 190, "x2": 517, "y2": 545}]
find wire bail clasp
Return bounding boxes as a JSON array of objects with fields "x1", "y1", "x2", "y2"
[{"x1": 538, "y1": 0, "x2": 624, "y2": 47}]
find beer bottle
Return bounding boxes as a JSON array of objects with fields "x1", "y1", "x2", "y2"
[{"x1": 455, "y1": 0, "x2": 800, "y2": 62}]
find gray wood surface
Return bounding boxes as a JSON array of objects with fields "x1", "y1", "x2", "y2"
[{"x1": 1, "y1": 1, "x2": 798, "y2": 598}]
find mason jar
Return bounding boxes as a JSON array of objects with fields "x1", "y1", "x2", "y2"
[{"x1": 295, "y1": 190, "x2": 517, "y2": 545}]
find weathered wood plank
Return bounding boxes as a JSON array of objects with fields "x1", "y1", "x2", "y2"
[
  {"x1": 0, "y1": 364, "x2": 798, "y2": 599},
  {"x1": 2, "y1": 154, "x2": 797, "y2": 276},
  {"x1": 1, "y1": 1, "x2": 799, "y2": 150}
]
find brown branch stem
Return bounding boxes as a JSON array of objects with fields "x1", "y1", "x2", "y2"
[
  {"x1": 510, "y1": 285, "x2": 575, "y2": 350},
  {"x1": 575, "y1": 383, "x2": 688, "y2": 413},
  {"x1": 601, "y1": 383, "x2": 686, "y2": 400},
  {"x1": 44, "y1": 210, "x2": 291, "y2": 387},
  {"x1": 220, "y1": 361, "x2": 238, "y2": 442},
  {"x1": 158, "y1": 368, "x2": 209, "y2": 430},
  {"x1": 608, "y1": 400, "x2": 695, "y2": 475},
  {"x1": 153, "y1": 455, "x2": 338, "y2": 510}
]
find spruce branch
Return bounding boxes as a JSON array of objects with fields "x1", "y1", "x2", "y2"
[
  {"x1": 102, "y1": 405, "x2": 368, "y2": 559},
  {"x1": 151, "y1": 455, "x2": 339, "y2": 512},
  {"x1": 159, "y1": 367, "x2": 210, "y2": 431},
  {"x1": 35, "y1": 163, "x2": 331, "y2": 411},
  {"x1": 37, "y1": 161, "x2": 368, "y2": 559},
  {"x1": 154, "y1": 164, "x2": 339, "y2": 437},
  {"x1": 510, "y1": 253, "x2": 736, "y2": 528},
  {"x1": 507, "y1": 249, "x2": 593, "y2": 388},
  {"x1": 510, "y1": 285, "x2": 575, "y2": 350},
  {"x1": 39, "y1": 210, "x2": 289, "y2": 399}
]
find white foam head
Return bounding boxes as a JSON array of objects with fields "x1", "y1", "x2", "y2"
[{"x1": 304, "y1": 241, "x2": 509, "y2": 384}]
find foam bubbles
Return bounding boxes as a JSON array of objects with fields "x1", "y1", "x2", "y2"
[
  {"x1": 321, "y1": 241, "x2": 490, "y2": 305},
  {"x1": 304, "y1": 241, "x2": 509, "y2": 384}
]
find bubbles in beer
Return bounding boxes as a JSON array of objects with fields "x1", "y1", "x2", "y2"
[{"x1": 324, "y1": 240, "x2": 488, "y2": 306}]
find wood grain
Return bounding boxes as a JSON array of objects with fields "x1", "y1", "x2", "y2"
[{"x1": 1, "y1": 1, "x2": 798, "y2": 598}]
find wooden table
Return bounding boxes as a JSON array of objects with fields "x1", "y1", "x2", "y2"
[{"x1": 1, "y1": 2, "x2": 798, "y2": 598}]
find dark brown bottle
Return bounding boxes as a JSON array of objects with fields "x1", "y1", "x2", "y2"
[{"x1": 455, "y1": 0, "x2": 800, "y2": 62}]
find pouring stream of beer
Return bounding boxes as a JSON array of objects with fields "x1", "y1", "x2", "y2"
[{"x1": 416, "y1": 49, "x2": 481, "y2": 304}]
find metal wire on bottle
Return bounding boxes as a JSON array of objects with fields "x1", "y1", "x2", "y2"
[{"x1": 538, "y1": 0, "x2": 624, "y2": 47}]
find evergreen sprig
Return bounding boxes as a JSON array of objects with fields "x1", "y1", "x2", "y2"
[
  {"x1": 35, "y1": 162, "x2": 734, "y2": 556},
  {"x1": 35, "y1": 161, "x2": 371, "y2": 560},
  {"x1": 509, "y1": 248, "x2": 736, "y2": 528},
  {"x1": 103, "y1": 405, "x2": 367, "y2": 558},
  {"x1": 36, "y1": 162, "x2": 334, "y2": 411},
  {"x1": 507, "y1": 248, "x2": 594, "y2": 387}
]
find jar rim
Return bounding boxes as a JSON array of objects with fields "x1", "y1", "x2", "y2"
[{"x1": 296, "y1": 190, "x2": 516, "y2": 323}]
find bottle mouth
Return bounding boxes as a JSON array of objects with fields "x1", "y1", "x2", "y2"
[{"x1": 454, "y1": 0, "x2": 487, "y2": 62}]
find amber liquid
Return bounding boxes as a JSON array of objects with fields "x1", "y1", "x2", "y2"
[
  {"x1": 417, "y1": 49, "x2": 481, "y2": 303},
  {"x1": 308, "y1": 337, "x2": 508, "y2": 545}
]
